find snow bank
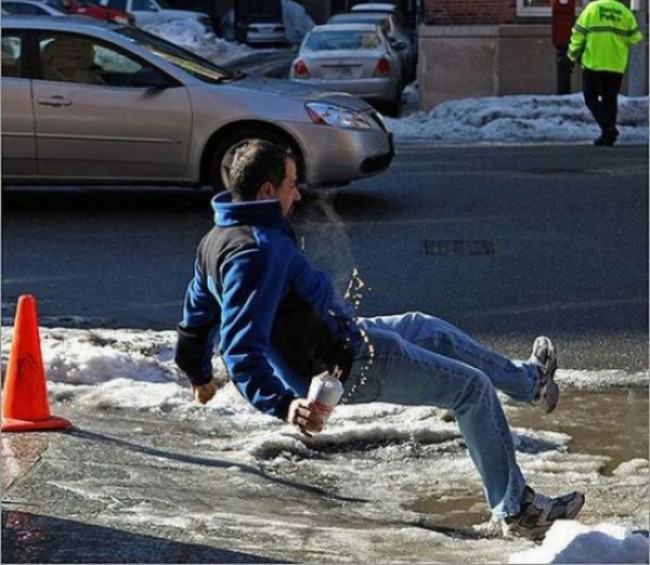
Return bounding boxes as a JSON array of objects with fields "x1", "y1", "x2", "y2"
[
  {"x1": 386, "y1": 93, "x2": 649, "y2": 144},
  {"x1": 1, "y1": 327, "x2": 647, "y2": 404},
  {"x1": 510, "y1": 522, "x2": 649, "y2": 564},
  {"x1": 142, "y1": 19, "x2": 253, "y2": 65}
]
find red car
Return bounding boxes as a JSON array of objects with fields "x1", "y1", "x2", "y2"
[{"x1": 49, "y1": 0, "x2": 134, "y2": 24}]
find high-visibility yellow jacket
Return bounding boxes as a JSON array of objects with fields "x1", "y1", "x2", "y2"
[{"x1": 568, "y1": 0, "x2": 643, "y2": 73}]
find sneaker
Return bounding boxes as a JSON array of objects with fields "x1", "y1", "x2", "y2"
[
  {"x1": 594, "y1": 128, "x2": 618, "y2": 146},
  {"x1": 503, "y1": 486, "x2": 586, "y2": 541},
  {"x1": 530, "y1": 336, "x2": 559, "y2": 414}
]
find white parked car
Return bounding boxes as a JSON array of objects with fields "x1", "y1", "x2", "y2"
[
  {"x1": 328, "y1": 11, "x2": 415, "y2": 81},
  {"x1": 244, "y1": 20, "x2": 286, "y2": 46},
  {"x1": 291, "y1": 23, "x2": 403, "y2": 115},
  {"x1": 96, "y1": 0, "x2": 209, "y2": 27}
]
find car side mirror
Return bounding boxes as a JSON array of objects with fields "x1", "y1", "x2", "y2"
[
  {"x1": 390, "y1": 39, "x2": 407, "y2": 51},
  {"x1": 131, "y1": 67, "x2": 171, "y2": 89}
]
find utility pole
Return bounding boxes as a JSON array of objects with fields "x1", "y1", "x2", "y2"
[
  {"x1": 628, "y1": 0, "x2": 649, "y2": 96},
  {"x1": 552, "y1": 0, "x2": 576, "y2": 94}
]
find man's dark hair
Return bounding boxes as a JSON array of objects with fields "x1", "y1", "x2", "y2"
[{"x1": 228, "y1": 141, "x2": 293, "y2": 201}]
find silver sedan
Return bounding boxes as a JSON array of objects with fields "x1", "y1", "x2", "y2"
[
  {"x1": 327, "y1": 11, "x2": 415, "y2": 81},
  {"x1": 290, "y1": 23, "x2": 403, "y2": 114},
  {"x1": 1, "y1": 16, "x2": 394, "y2": 191}
]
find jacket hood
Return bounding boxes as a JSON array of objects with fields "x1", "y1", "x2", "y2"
[{"x1": 212, "y1": 192, "x2": 296, "y2": 239}]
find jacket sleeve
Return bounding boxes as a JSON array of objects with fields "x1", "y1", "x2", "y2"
[
  {"x1": 568, "y1": 8, "x2": 589, "y2": 63},
  {"x1": 219, "y1": 246, "x2": 296, "y2": 420},
  {"x1": 175, "y1": 260, "x2": 220, "y2": 387},
  {"x1": 625, "y1": 11, "x2": 644, "y2": 46}
]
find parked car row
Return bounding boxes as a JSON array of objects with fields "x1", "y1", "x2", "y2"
[
  {"x1": 1, "y1": 16, "x2": 394, "y2": 191},
  {"x1": 2, "y1": 0, "x2": 134, "y2": 24},
  {"x1": 290, "y1": 3, "x2": 417, "y2": 116},
  {"x1": 1, "y1": 0, "x2": 214, "y2": 30}
]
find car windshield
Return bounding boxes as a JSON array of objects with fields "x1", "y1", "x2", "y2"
[
  {"x1": 116, "y1": 27, "x2": 242, "y2": 84},
  {"x1": 304, "y1": 29, "x2": 381, "y2": 51}
]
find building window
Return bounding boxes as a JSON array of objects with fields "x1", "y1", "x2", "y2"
[
  {"x1": 517, "y1": 0, "x2": 551, "y2": 16},
  {"x1": 517, "y1": 0, "x2": 587, "y2": 17}
]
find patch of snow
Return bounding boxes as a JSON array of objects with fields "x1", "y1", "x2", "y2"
[
  {"x1": 142, "y1": 19, "x2": 254, "y2": 65},
  {"x1": 613, "y1": 459, "x2": 650, "y2": 477},
  {"x1": 510, "y1": 521, "x2": 650, "y2": 564},
  {"x1": 385, "y1": 94, "x2": 649, "y2": 145}
]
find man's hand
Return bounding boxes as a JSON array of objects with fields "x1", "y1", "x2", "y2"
[
  {"x1": 192, "y1": 379, "x2": 220, "y2": 404},
  {"x1": 287, "y1": 398, "x2": 326, "y2": 436}
]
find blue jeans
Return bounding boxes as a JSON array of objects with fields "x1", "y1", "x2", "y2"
[{"x1": 342, "y1": 312, "x2": 540, "y2": 519}]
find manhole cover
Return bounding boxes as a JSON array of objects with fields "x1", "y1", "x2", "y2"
[{"x1": 424, "y1": 240, "x2": 496, "y2": 256}]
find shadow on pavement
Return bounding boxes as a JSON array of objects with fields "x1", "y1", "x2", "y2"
[
  {"x1": 68, "y1": 427, "x2": 369, "y2": 505},
  {"x1": 1, "y1": 510, "x2": 284, "y2": 564}
]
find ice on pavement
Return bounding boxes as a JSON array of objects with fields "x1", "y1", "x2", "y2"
[
  {"x1": 510, "y1": 522, "x2": 649, "y2": 564},
  {"x1": 1, "y1": 325, "x2": 648, "y2": 563}
]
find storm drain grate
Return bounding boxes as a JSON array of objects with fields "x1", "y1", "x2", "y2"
[{"x1": 424, "y1": 240, "x2": 496, "y2": 256}]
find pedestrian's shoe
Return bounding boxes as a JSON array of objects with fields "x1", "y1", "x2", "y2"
[
  {"x1": 530, "y1": 336, "x2": 559, "y2": 413},
  {"x1": 594, "y1": 128, "x2": 619, "y2": 146},
  {"x1": 503, "y1": 486, "x2": 586, "y2": 541}
]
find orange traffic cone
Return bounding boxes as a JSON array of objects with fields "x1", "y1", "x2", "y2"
[{"x1": 2, "y1": 295, "x2": 71, "y2": 432}]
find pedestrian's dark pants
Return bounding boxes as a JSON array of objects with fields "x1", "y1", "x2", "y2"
[{"x1": 582, "y1": 68, "x2": 624, "y2": 140}]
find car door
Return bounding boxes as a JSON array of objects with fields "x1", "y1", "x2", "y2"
[
  {"x1": 33, "y1": 31, "x2": 192, "y2": 181},
  {"x1": 1, "y1": 31, "x2": 37, "y2": 177}
]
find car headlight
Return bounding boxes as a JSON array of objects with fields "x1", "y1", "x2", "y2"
[{"x1": 305, "y1": 102, "x2": 374, "y2": 130}]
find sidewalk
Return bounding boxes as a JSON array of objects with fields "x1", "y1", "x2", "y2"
[{"x1": 2, "y1": 395, "x2": 648, "y2": 563}]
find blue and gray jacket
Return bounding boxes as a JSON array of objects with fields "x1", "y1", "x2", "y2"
[{"x1": 175, "y1": 192, "x2": 363, "y2": 420}]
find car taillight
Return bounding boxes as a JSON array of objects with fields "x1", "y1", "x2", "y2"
[
  {"x1": 293, "y1": 59, "x2": 310, "y2": 79},
  {"x1": 373, "y1": 57, "x2": 390, "y2": 77}
]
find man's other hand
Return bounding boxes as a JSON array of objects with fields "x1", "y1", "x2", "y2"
[
  {"x1": 192, "y1": 379, "x2": 220, "y2": 404},
  {"x1": 287, "y1": 398, "x2": 326, "y2": 436}
]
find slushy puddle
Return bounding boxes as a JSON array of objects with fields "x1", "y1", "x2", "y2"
[{"x1": 410, "y1": 389, "x2": 649, "y2": 529}]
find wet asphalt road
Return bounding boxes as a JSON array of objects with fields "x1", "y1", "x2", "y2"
[{"x1": 2, "y1": 143, "x2": 648, "y2": 370}]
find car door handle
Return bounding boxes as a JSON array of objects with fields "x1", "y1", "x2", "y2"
[{"x1": 37, "y1": 96, "x2": 72, "y2": 107}]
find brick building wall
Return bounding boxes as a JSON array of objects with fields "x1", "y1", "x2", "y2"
[{"x1": 424, "y1": 0, "x2": 517, "y2": 25}]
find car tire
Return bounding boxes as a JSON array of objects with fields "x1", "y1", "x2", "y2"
[{"x1": 207, "y1": 128, "x2": 297, "y2": 194}]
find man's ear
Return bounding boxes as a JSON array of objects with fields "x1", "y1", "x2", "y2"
[{"x1": 257, "y1": 182, "x2": 276, "y2": 200}]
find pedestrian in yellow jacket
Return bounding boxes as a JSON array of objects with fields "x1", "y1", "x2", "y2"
[{"x1": 568, "y1": 0, "x2": 643, "y2": 145}]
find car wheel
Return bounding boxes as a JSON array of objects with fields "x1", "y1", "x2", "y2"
[{"x1": 207, "y1": 128, "x2": 296, "y2": 194}]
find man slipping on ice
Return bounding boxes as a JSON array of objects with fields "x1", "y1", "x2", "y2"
[{"x1": 175, "y1": 140, "x2": 585, "y2": 540}]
